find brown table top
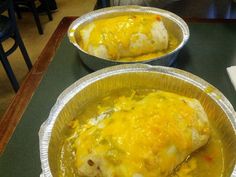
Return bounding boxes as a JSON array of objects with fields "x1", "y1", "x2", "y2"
[
  {"x1": 0, "y1": 16, "x2": 236, "y2": 177},
  {"x1": 1, "y1": 0, "x2": 236, "y2": 153},
  {"x1": 1, "y1": 16, "x2": 236, "y2": 152}
]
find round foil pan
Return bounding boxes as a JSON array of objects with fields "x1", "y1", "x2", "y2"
[
  {"x1": 39, "y1": 64, "x2": 236, "y2": 177},
  {"x1": 67, "y1": 6, "x2": 190, "y2": 70}
]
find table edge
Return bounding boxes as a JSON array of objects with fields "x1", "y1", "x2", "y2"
[
  {"x1": 0, "y1": 16, "x2": 77, "y2": 154},
  {"x1": 0, "y1": 16, "x2": 236, "y2": 154}
]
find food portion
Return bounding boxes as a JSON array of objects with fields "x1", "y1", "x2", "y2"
[
  {"x1": 59, "y1": 90, "x2": 217, "y2": 177},
  {"x1": 77, "y1": 14, "x2": 178, "y2": 61}
]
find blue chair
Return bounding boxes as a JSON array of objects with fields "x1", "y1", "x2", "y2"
[
  {"x1": 0, "y1": 0, "x2": 32, "y2": 92},
  {"x1": 97, "y1": 0, "x2": 109, "y2": 8},
  {"x1": 101, "y1": 0, "x2": 109, "y2": 7}
]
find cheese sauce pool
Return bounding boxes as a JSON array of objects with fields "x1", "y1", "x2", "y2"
[{"x1": 58, "y1": 89, "x2": 224, "y2": 177}]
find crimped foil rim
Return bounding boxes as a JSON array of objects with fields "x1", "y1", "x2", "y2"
[
  {"x1": 67, "y1": 5, "x2": 190, "y2": 64},
  {"x1": 39, "y1": 64, "x2": 236, "y2": 177}
]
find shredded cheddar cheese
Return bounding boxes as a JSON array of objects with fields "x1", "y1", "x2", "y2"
[
  {"x1": 68, "y1": 90, "x2": 210, "y2": 177},
  {"x1": 77, "y1": 14, "x2": 179, "y2": 61}
]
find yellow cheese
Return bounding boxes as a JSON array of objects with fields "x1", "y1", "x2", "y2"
[
  {"x1": 71, "y1": 90, "x2": 210, "y2": 177},
  {"x1": 78, "y1": 14, "x2": 174, "y2": 61}
]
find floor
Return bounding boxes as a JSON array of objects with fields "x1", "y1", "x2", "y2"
[{"x1": 0, "y1": 0, "x2": 97, "y2": 118}]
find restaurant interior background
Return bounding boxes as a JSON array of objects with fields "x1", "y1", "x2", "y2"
[
  {"x1": 0, "y1": 0, "x2": 236, "y2": 177},
  {"x1": 0, "y1": 0, "x2": 236, "y2": 118},
  {"x1": 0, "y1": 0, "x2": 96, "y2": 117}
]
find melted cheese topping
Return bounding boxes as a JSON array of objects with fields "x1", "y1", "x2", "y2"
[
  {"x1": 71, "y1": 90, "x2": 210, "y2": 177},
  {"x1": 78, "y1": 14, "x2": 172, "y2": 61}
]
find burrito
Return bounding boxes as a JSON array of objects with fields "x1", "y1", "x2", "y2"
[
  {"x1": 72, "y1": 90, "x2": 210, "y2": 177},
  {"x1": 78, "y1": 14, "x2": 169, "y2": 60}
]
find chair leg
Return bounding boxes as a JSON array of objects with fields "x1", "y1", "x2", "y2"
[
  {"x1": 0, "y1": 44, "x2": 19, "y2": 92},
  {"x1": 29, "y1": 0, "x2": 43, "y2": 34},
  {"x1": 14, "y1": 4, "x2": 22, "y2": 19},
  {"x1": 41, "y1": 0, "x2": 53, "y2": 21},
  {"x1": 14, "y1": 30, "x2": 33, "y2": 70}
]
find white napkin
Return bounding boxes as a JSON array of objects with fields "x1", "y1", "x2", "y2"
[{"x1": 227, "y1": 66, "x2": 236, "y2": 90}]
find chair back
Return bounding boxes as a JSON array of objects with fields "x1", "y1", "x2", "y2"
[
  {"x1": 0, "y1": 0, "x2": 10, "y2": 14},
  {"x1": 0, "y1": 0, "x2": 17, "y2": 29},
  {"x1": 0, "y1": 0, "x2": 15, "y2": 18}
]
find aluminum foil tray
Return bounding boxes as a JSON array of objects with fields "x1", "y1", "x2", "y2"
[
  {"x1": 39, "y1": 64, "x2": 236, "y2": 177},
  {"x1": 68, "y1": 6, "x2": 190, "y2": 70}
]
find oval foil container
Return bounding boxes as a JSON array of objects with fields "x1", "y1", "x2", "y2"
[
  {"x1": 67, "y1": 6, "x2": 190, "y2": 70},
  {"x1": 39, "y1": 64, "x2": 236, "y2": 177}
]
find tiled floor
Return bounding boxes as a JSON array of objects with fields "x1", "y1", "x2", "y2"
[{"x1": 0, "y1": 0, "x2": 96, "y2": 117}]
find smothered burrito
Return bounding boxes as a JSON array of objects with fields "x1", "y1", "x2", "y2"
[
  {"x1": 64, "y1": 90, "x2": 210, "y2": 177},
  {"x1": 78, "y1": 14, "x2": 178, "y2": 61}
]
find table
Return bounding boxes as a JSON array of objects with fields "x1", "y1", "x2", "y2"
[{"x1": 0, "y1": 17, "x2": 236, "y2": 177}]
